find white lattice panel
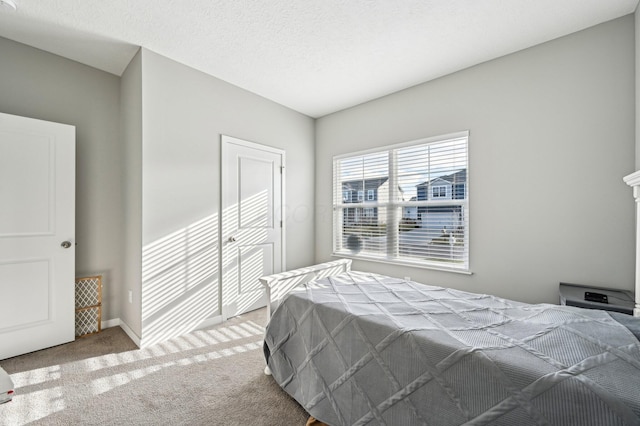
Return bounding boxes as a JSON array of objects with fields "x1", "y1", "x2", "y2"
[
  {"x1": 75, "y1": 276, "x2": 101, "y2": 309},
  {"x1": 75, "y1": 275, "x2": 102, "y2": 337},
  {"x1": 75, "y1": 307, "x2": 100, "y2": 337}
]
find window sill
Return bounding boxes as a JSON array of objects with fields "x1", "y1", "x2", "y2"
[{"x1": 331, "y1": 252, "x2": 473, "y2": 275}]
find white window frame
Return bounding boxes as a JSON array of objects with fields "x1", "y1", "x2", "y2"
[
  {"x1": 367, "y1": 189, "x2": 375, "y2": 201},
  {"x1": 343, "y1": 190, "x2": 351, "y2": 202},
  {"x1": 432, "y1": 185, "x2": 447, "y2": 198},
  {"x1": 332, "y1": 131, "x2": 470, "y2": 273},
  {"x1": 357, "y1": 190, "x2": 364, "y2": 201}
]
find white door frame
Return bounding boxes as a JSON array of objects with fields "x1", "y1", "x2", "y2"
[{"x1": 220, "y1": 135, "x2": 286, "y2": 319}]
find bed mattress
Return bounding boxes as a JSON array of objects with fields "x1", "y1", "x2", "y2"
[{"x1": 263, "y1": 271, "x2": 640, "y2": 425}]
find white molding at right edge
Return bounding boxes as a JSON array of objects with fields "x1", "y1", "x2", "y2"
[
  {"x1": 623, "y1": 170, "x2": 640, "y2": 187},
  {"x1": 623, "y1": 171, "x2": 640, "y2": 317}
]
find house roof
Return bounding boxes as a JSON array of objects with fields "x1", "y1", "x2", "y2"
[
  {"x1": 342, "y1": 177, "x2": 405, "y2": 198},
  {"x1": 416, "y1": 169, "x2": 467, "y2": 188},
  {"x1": 342, "y1": 177, "x2": 388, "y2": 190}
]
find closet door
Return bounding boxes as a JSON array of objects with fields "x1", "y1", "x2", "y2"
[
  {"x1": 221, "y1": 135, "x2": 284, "y2": 320},
  {"x1": 0, "y1": 112, "x2": 75, "y2": 360}
]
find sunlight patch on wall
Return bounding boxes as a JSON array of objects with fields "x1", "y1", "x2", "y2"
[{"x1": 141, "y1": 213, "x2": 219, "y2": 346}]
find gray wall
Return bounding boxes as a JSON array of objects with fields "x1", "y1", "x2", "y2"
[
  {"x1": 1, "y1": 12, "x2": 636, "y2": 342},
  {"x1": 0, "y1": 38, "x2": 315, "y2": 343},
  {"x1": 315, "y1": 16, "x2": 636, "y2": 305},
  {"x1": 138, "y1": 49, "x2": 315, "y2": 345},
  {"x1": 0, "y1": 37, "x2": 124, "y2": 321}
]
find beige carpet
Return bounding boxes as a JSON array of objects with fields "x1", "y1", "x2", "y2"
[{"x1": 0, "y1": 308, "x2": 309, "y2": 425}]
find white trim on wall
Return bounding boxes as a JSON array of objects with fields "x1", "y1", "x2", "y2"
[
  {"x1": 101, "y1": 318, "x2": 141, "y2": 347},
  {"x1": 102, "y1": 314, "x2": 224, "y2": 348}
]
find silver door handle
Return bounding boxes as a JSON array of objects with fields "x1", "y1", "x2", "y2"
[
  {"x1": 61, "y1": 241, "x2": 72, "y2": 249},
  {"x1": 228, "y1": 236, "x2": 237, "y2": 243}
]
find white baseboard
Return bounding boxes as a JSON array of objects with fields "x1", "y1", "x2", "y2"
[
  {"x1": 101, "y1": 318, "x2": 120, "y2": 329},
  {"x1": 196, "y1": 315, "x2": 223, "y2": 330},
  {"x1": 101, "y1": 318, "x2": 141, "y2": 347},
  {"x1": 102, "y1": 315, "x2": 223, "y2": 349},
  {"x1": 118, "y1": 320, "x2": 141, "y2": 347},
  {"x1": 138, "y1": 315, "x2": 225, "y2": 348}
]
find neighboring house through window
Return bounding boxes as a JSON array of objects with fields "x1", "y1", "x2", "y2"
[
  {"x1": 333, "y1": 131, "x2": 469, "y2": 272},
  {"x1": 340, "y1": 177, "x2": 392, "y2": 226}
]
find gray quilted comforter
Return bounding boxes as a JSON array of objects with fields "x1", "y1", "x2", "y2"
[{"x1": 263, "y1": 271, "x2": 640, "y2": 426}]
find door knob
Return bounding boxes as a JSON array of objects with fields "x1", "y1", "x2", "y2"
[
  {"x1": 61, "y1": 241, "x2": 72, "y2": 249},
  {"x1": 228, "y1": 236, "x2": 237, "y2": 243}
]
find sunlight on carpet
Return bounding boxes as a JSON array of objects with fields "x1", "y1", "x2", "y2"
[{"x1": 0, "y1": 314, "x2": 280, "y2": 425}]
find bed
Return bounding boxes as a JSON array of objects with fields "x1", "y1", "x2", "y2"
[{"x1": 261, "y1": 260, "x2": 640, "y2": 426}]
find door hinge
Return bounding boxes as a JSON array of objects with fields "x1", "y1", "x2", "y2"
[
  {"x1": 280, "y1": 220, "x2": 283, "y2": 228},
  {"x1": 280, "y1": 165, "x2": 284, "y2": 174}
]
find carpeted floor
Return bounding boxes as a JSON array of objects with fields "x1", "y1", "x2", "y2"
[{"x1": 0, "y1": 308, "x2": 309, "y2": 425}]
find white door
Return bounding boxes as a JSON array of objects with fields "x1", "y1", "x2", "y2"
[
  {"x1": 0, "y1": 112, "x2": 75, "y2": 360},
  {"x1": 221, "y1": 135, "x2": 284, "y2": 320}
]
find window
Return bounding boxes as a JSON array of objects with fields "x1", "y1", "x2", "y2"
[
  {"x1": 343, "y1": 191, "x2": 351, "y2": 202},
  {"x1": 432, "y1": 185, "x2": 447, "y2": 198},
  {"x1": 333, "y1": 131, "x2": 469, "y2": 272}
]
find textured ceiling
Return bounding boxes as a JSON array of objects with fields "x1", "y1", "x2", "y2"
[{"x1": 0, "y1": 0, "x2": 637, "y2": 117}]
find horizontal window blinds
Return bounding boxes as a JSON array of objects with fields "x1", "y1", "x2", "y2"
[{"x1": 333, "y1": 132, "x2": 469, "y2": 271}]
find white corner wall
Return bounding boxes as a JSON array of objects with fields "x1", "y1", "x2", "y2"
[
  {"x1": 120, "y1": 50, "x2": 144, "y2": 339},
  {"x1": 0, "y1": 37, "x2": 124, "y2": 323},
  {"x1": 315, "y1": 16, "x2": 636, "y2": 305},
  {"x1": 138, "y1": 49, "x2": 315, "y2": 345}
]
